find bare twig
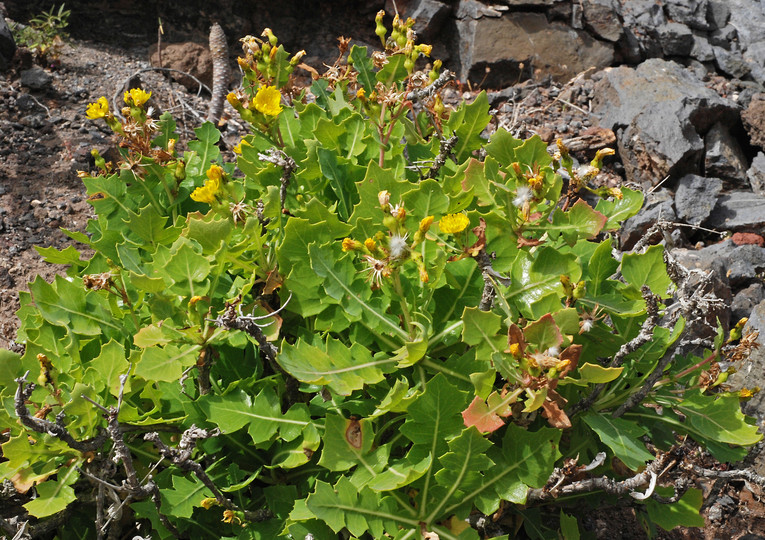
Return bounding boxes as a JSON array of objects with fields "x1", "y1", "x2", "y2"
[
  {"x1": 145, "y1": 426, "x2": 272, "y2": 523},
  {"x1": 527, "y1": 450, "x2": 670, "y2": 502},
  {"x1": 14, "y1": 371, "x2": 107, "y2": 452},
  {"x1": 406, "y1": 69, "x2": 455, "y2": 102},
  {"x1": 426, "y1": 135, "x2": 458, "y2": 179},
  {"x1": 258, "y1": 148, "x2": 297, "y2": 214}
]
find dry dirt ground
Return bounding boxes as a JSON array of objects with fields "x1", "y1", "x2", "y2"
[{"x1": 1, "y1": 17, "x2": 765, "y2": 540}]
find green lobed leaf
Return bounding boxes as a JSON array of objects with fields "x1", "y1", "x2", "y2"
[
  {"x1": 581, "y1": 413, "x2": 655, "y2": 470},
  {"x1": 278, "y1": 336, "x2": 391, "y2": 395},
  {"x1": 161, "y1": 474, "x2": 213, "y2": 519},
  {"x1": 644, "y1": 487, "x2": 706, "y2": 530},
  {"x1": 596, "y1": 187, "x2": 644, "y2": 230},
  {"x1": 674, "y1": 391, "x2": 762, "y2": 446},
  {"x1": 447, "y1": 91, "x2": 491, "y2": 163},
  {"x1": 621, "y1": 244, "x2": 672, "y2": 297},
  {"x1": 318, "y1": 413, "x2": 375, "y2": 471}
]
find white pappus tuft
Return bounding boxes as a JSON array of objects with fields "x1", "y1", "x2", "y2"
[
  {"x1": 513, "y1": 186, "x2": 533, "y2": 208},
  {"x1": 389, "y1": 233, "x2": 409, "y2": 259}
]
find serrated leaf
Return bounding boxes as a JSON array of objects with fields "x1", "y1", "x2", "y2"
[
  {"x1": 134, "y1": 343, "x2": 200, "y2": 383},
  {"x1": 461, "y1": 307, "x2": 504, "y2": 357},
  {"x1": 596, "y1": 187, "x2": 644, "y2": 230},
  {"x1": 22, "y1": 465, "x2": 79, "y2": 518},
  {"x1": 675, "y1": 391, "x2": 762, "y2": 446},
  {"x1": 184, "y1": 212, "x2": 233, "y2": 253},
  {"x1": 447, "y1": 92, "x2": 491, "y2": 162},
  {"x1": 318, "y1": 414, "x2": 375, "y2": 471},
  {"x1": 186, "y1": 122, "x2": 221, "y2": 176},
  {"x1": 350, "y1": 45, "x2": 376, "y2": 92},
  {"x1": 199, "y1": 388, "x2": 310, "y2": 445},
  {"x1": 508, "y1": 248, "x2": 580, "y2": 318},
  {"x1": 308, "y1": 243, "x2": 405, "y2": 340},
  {"x1": 563, "y1": 363, "x2": 623, "y2": 386},
  {"x1": 581, "y1": 413, "x2": 654, "y2": 471},
  {"x1": 645, "y1": 487, "x2": 706, "y2": 530},
  {"x1": 83, "y1": 339, "x2": 128, "y2": 396},
  {"x1": 161, "y1": 474, "x2": 214, "y2": 518},
  {"x1": 123, "y1": 204, "x2": 179, "y2": 246},
  {"x1": 484, "y1": 128, "x2": 524, "y2": 167},
  {"x1": 523, "y1": 314, "x2": 563, "y2": 353},
  {"x1": 278, "y1": 336, "x2": 391, "y2": 395},
  {"x1": 367, "y1": 454, "x2": 431, "y2": 492},
  {"x1": 462, "y1": 396, "x2": 505, "y2": 433},
  {"x1": 532, "y1": 199, "x2": 607, "y2": 246},
  {"x1": 34, "y1": 245, "x2": 84, "y2": 267},
  {"x1": 622, "y1": 244, "x2": 672, "y2": 297}
]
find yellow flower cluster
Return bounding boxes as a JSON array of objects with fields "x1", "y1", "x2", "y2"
[
  {"x1": 86, "y1": 96, "x2": 109, "y2": 119},
  {"x1": 123, "y1": 88, "x2": 152, "y2": 107},
  {"x1": 439, "y1": 213, "x2": 469, "y2": 234},
  {"x1": 252, "y1": 85, "x2": 283, "y2": 116},
  {"x1": 191, "y1": 165, "x2": 223, "y2": 204}
]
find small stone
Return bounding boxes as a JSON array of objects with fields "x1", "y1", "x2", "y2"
[
  {"x1": 30, "y1": 199, "x2": 42, "y2": 208},
  {"x1": 732, "y1": 232, "x2": 765, "y2": 247},
  {"x1": 713, "y1": 46, "x2": 751, "y2": 79},
  {"x1": 657, "y1": 22, "x2": 694, "y2": 56},
  {"x1": 20, "y1": 67, "x2": 52, "y2": 90}
]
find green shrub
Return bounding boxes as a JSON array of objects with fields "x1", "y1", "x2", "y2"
[
  {"x1": 9, "y1": 3, "x2": 70, "y2": 64},
  {"x1": 0, "y1": 14, "x2": 760, "y2": 539}
]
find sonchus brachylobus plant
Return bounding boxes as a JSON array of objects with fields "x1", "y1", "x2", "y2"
[{"x1": 0, "y1": 14, "x2": 761, "y2": 540}]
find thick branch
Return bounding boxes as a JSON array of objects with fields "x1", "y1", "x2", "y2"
[
  {"x1": 145, "y1": 427, "x2": 272, "y2": 523},
  {"x1": 258, "y1": 148, "x2": 297, "y2": 214},
  {"x1": 14, "y1": 372, "x2": 107, "y2": 453},
  {"x1": 406, "y1": 69, "x2": 454, "y2": 102},
  {"x1": 426, "y1": 135, "x2": 458, "y2": 179}
]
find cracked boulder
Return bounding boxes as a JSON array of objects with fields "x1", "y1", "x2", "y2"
[
  {"x1": 450, "y1": 5, "x2": 614, "y2": 88},
  {"x1": 591, "y1": 59, "x2": 739, "y2": 187}
]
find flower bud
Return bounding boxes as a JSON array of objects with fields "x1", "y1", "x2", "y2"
[{"x1": 378, "y1": 190, "x2": 390, "y2": 208}]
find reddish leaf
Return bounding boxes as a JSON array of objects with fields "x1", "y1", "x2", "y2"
[
  {"x1": 541, "y1": 390, "x2": 571, "y2": 429},
  {"x1": 462, "y1": 395, "x2": 505, "y2": 433}
]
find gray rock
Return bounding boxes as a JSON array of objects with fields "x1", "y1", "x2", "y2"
[
  {"x1": 747, "y1": 152, "x2": 765, "y2": 196},
  {"x1": 658, "y1": 22, "x2": 695, "y2": 56},
  {"x1": 0, "y1": 16, "x2": 15, "y2": 71},
  {"x1": 664, "y1": 0, "x2": 711, "y2": 31},
  {"x1": 690, "y1": 33, "x2": 715, "y2": 62},
  {"x1": 405, "y1": 0, "x2": 452, "y2": 41},
  {"x1": 582, "y1": 0, "x2": 623, "y2": 42},
  {"x1": 732, "y1": 282, "x2": 765, "y2": 322},
  {"x1": 707, "y1": 191, "x2": 765, "y2": 231},
  {"x1": 713, "y1": 46, "x2": 751, "y2": 78},
  {"x1": 620, "y1": 189, "x2": 676, "y2": 249},
  {"x1": 743, "y1": 41, "x2": 765, "y2": 86},
  {"x1": 498, "y1": 0, "x2": 565, "y2": 4},
  {"x1": 727, "y1": 0, "x2": 765, "y2": 49},
  {"x1": 709, "y1": 24, "x2": 740, "y2": 48},
  {"x1": 704, "y1": 122, "x2": 749, "y2": 184},
  {"x1": 675, "y1": 174, "x2": 723, "y2": 226},
  {"x1": 452, "y1": 10, "x2": 614, "y2": 87},
  {"x1": 672, "y1": 239, "x2": 765, "y2": 285},
  {"x1": 19, "y1": 67, "x2": 52, "y2": 90},
  {"x1": 707, "y1": 0, "x2": 731, "y2": 29},
  {"x1": 592, "y1": 60, "x2": 739, "y2": 186}
]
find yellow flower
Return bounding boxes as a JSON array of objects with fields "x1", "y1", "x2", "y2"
[
  {"x1": 357, "y1": 88, "x2": 366, "y2": 100},
  {"x1": 206, "y1": 164, "x2": 223, "y2": 185},
  {"x1": 191, "y1": 168, "x2": 222, "y2": 205},
  {"x1": 200, "y1": 497, "x2": 218, "y2": 509},
  {"x1": 252, "y1": 85, "x2": 283, "y2": 116},
  {"x1": 342, "y1": 238, "x2": 362, "y2": 252},
  {"x1": 419, "y1": 216, "x2": 434, "y2": 233},
  {"x1": 86, "y1": 96, "x2": 109, "y2": 119},
  {"x1": 364, "y1": 238, "x2": 377, "y2": 252},
  {"x1": 439, "y1": 213, "x2": 469, "y2": 234},
  {"x1": 123, "y1": 88, "x2": 152, "y2": 107}
]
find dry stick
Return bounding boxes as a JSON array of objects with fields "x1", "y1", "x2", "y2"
[
  {"x1": 145, "y1": 427, "x2": 272, "y2": 523},
  {"x1": 258, "y1": 148, "x2": 297, "y2": 214},
  {"x1": 567, "y1": 286, "x2": 660, "y2": 417},
  {"x1": 14, "y1": 372, "x2": 107, "y2": 452},
  {"x1": 527, "y1": 450, "x2": 670, "y2": 503},
  {"x1": 207, "y1": 22, "x2": 230, "y2": 124},
  {"x1": 685, "y1": 463, "x2": 765, "y2": 487},
  {"x1": 406, "y1": 69, "x2": 455, "y2": 103},
  {"x1": 426, "y1": 134, "x2": 458, "y2": 179}
]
